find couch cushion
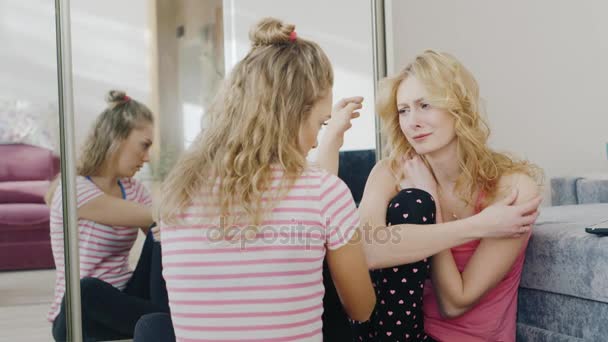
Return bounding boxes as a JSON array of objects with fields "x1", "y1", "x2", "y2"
[
  {"x1": 521, "y1": 203, "x2": 608, "y2": 303},
  {"x1": 0, "y1": 180, "x2": 49, "y2": 204},
  {"x1": 0, "y1": 203, "x2": 50, "y2": 226},
  {"x1": 0, "y1": 144, "x2": 59, "y2": 182},
  {"x1": 576, "y1": 178, "x2": 608, "y2": 204},
  {"x1": 550, "y1": 177, "x2": 581, "y2": 206}
]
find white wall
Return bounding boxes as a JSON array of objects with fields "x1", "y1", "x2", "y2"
[
  {"x1": 0, "y1": 0, "x2": 152, "y2": 149},
  {"x1": 222, "y1": 0, "x2": 377, "y2": 152},
  {"x1": 153, "y1": 0, "x2": 224, "y2": 176},
  {"x1": 387, "y1": 0, "x2": 608, "y2": 201},
  {"x1": 0, "y1": 0, "x2": 58, "y2": 105},
  {"x1": 176, "y1": 0, "x2": 224, "y2": 148}
]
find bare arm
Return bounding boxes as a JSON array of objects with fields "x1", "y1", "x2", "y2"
[
  {"x1": 326, "y1": 230, "x2": 376, "y2": 321},
  {"x1": 430, "y1": 173, "x2": 540, "y2": 318},
  {"x1": 316, "y1": 133, "x2": 342, "y2": 175},
  {"x1": 78, "y1": 194, "x2": 154, "y2": 232},
  {"x1": 360, "y1": 161, "x2": 538, "y2": 270},
  {"x1": 360, "y1": 160, "x2": 485, "y2": 269},
  {"x1": 315, "y1": 97, "x2": 363, "y2": 175}
]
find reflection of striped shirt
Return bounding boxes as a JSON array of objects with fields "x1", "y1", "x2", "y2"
[
  {"x1": 161, "y1": 167, "x2": 360, "y2": 341},
  {"x1": 48, "y1": 176, "x2": 151, "y2": 322}
]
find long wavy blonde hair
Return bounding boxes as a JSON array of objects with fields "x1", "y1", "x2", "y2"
[
  {"x1": 161, "y1": 18, "x2": 334, "y2": 226},
  {"x1": 45, "y1": 90, "x2": 154, "y2": 204},
  {"x1": 377, "y1": 50, "x2": 542, "y2": 204}
]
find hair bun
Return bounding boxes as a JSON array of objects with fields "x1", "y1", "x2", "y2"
[
  {"x1": 105, "y1": 90, "x2": 128, "y2": 105},
  {"x1": 249, "y1": 17, "x2": 295, "y2": 47}
]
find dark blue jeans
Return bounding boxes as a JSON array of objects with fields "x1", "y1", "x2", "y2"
[
  {"x1": 52, "y1": 229, "x2": 169, "y2": 342},
  {"x1": 134, "y1": 312, "x2": 175, "y2": 342}
]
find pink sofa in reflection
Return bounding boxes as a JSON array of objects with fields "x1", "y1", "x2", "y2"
[{"x1": 0, "y1": 144, "x2": 59, "y2": 271}]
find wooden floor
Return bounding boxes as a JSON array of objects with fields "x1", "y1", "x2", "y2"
[
  {"x1": 0, "y1": 269, "x2": 55, "y2": 341},
  {"x1": 0, "y1": 233, "x2": 144, "y2": 342}
]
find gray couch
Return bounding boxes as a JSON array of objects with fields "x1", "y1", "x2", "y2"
[
  {"x1": 551, "y1": 177, "x2": 608, "y2": 206},
  {"x1": 516, "y1": 177, "x2": 608, "y2": 341}
]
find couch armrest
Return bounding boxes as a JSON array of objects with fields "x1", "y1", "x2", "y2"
[
  {"x1": 550, "y1": 177, "x2": 581, "y2": 206},
  {"x1": 0, "y1": 144, "x2": 59, "y2": 182}
]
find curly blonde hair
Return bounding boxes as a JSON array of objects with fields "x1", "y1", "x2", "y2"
[
  {"x1": 377, "y1": 50, "x2": 542, "y2": 204},
  {"x1": 161, "y1": 18, "x2": 334, "y2": 226}
]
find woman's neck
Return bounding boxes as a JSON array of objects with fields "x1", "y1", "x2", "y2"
[
  {"x1": 425, "y1": 141, "x2": 460, "y2": 192},
  {"x1": 89, "y1": 169, "x2": 119, "y2": 192}
]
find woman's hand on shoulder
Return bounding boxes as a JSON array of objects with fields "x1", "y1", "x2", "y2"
[
  {"x1": 358, "y1": 159, "x2": 398, "y2": 228},
  {"x1": 471, "y1": 173, "x2": 542, "y2": 239},
  {"x1": 401, "y1": 154, "x2": 438, "y2": 198}
]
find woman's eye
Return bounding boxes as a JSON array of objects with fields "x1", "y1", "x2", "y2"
[
  {"x1": 421, "y1": 103, "x2": 429, "y2": 109},
  {"x1": 398, "y1": 108, "x2": 410, "y2": 115}
]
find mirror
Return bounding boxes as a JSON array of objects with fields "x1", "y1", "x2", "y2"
[{"x1": 3, "y1": 0, "x2": 606, "y2": 341}]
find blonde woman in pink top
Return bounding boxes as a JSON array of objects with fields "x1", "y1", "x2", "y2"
[
  {"x1": 151, "y1": 18, "x2": 376, "y2": 342},
  {"x1": 352, "y1": 50, "x2": 543, "y2": 341}
]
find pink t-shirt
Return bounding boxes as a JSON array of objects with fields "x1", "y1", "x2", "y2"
[
  {"x1": 160, "y1": 167, "x2": 360, "y2": 342},
  {"x1": 48, "y1": 176, "x2": 152, "y2": 322},
  {"x1": 423, "y1": 194, "x2": 531, "y2": 342}
]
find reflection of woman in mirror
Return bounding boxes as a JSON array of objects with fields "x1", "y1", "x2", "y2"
[
  {"x1": 46, "y1": 91, "x2": 168, "y2": 341},
  {"x1": 350, "y1": 50, "x2": 543, "y2": 341},
  {"x1": 150, "y1": 18, "x2": 375, "y2": 342}
]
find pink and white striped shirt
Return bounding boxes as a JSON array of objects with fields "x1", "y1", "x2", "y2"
[
  {"x1": 161, "y1": 167, "x2": 360, "y2": 342},
  {"x1": 48, "y1": 176, "x2": 152, "y2": 322}
]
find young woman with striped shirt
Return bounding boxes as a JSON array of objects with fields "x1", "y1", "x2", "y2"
[
  {"x1": 139, "y1": 18, "x2": 377, "y2": 342},
  {"x1": 47, "y1": 90, "x2": 169, "y2": 341}
]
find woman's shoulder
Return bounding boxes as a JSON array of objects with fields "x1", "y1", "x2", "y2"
[
  {"x1": 368, "y1": 158, "x2": 399, "y2": 187},
  {"x1": 303, "y1": 160, "x2": 397, "y2": 191},
  {"x1": 119, "y1": 177, "x2": 153, "y2": 204},
  {"x1": 494, "y1": 171, "x2": 540, "y2": 202},
  {"x1": 51, "y1": 176, "x2": 92, "y2": 204},
  {"x1": 497, "y1": 172, "x2": 538, "y2": 189},
  {"x1": 74, "y1": 175, "x2": 99, "y2": 193},
  {"x1": 302, "y1": 165, "x2": 344, "y2": 190}
]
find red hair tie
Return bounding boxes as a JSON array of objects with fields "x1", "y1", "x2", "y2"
[
  {"x1": 289, "y1": 31, "x2": 297, "y2": 42},
  {"x1": 124, "y1": 95, "x2": 131, "y2": 102}
]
